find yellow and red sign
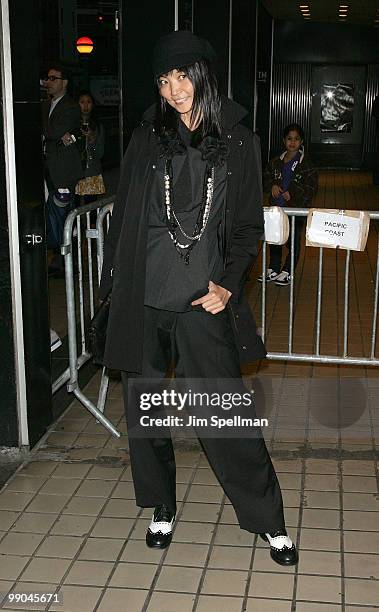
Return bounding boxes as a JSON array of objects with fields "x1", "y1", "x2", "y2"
[{"x1": 76, "y1": 37, "x2": 94, "y2": 54}]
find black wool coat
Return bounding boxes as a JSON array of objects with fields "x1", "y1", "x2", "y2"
[
  {"x1": 99, "y1": 97, "x2": 266, "y2": 373},
  {"x1": 42, "y1": 94, "x2": 83, "y2": 190}
]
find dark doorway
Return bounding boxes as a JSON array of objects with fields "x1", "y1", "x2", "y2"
[{"x1": 310, "y1": 65, "x2": 366, "y2": 167}]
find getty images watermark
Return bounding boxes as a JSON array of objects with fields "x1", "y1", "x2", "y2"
[{"x1": 126, "y1": 379, "x2": 270, "y2": 438}]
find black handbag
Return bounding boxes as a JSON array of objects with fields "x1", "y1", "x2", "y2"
[{"x1": 89, "y1": 290, "x2": 111, "y2": 365}]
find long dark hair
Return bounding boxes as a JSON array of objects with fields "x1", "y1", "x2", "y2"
[
  {"x1": 77, "y1": 90, "x2": 100, "y2": 130},
  {"x1": 154, "y1": 59, "x2": 222, "y2": 140}
]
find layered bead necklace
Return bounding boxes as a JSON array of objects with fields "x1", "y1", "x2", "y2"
[{"x1": 163, "y1": 157, "x2": 215, "y2": 264}]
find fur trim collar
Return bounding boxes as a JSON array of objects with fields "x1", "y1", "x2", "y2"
[{"x1": 158, "y1": 130, "x2": 228, "y2": 167}]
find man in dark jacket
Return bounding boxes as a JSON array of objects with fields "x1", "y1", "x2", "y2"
[{"x1": 42, "y1": 64, "x2": 83, "y2": 274}]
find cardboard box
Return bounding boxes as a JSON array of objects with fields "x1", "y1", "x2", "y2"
[{"x1": 306, "y1": 209, "x2": 370, "y2": 251}]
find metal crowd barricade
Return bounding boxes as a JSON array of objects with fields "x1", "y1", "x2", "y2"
[
  {"x1": 261, "y1": 208, "x2": 379, "y2": 366},
  {"x1": 54, "y1": 203, "x2": 379, "y2": 437},
  {"x1": 54, "y1": 196, "x2": 121, "y2": 438}
]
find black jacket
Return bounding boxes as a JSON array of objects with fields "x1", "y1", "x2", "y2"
[
  {"x1": 263, "y1": 150, "x2": 318, "y2": 208},
  {"x1": 99, "y1": 97, "x2": 266, "y2": 372},
  {"x1": 77, "y1": 121, "x2": 105, "y2": 178},
  {"x1": 42, "y1": 94, "x2": 83, "y2": 190}
]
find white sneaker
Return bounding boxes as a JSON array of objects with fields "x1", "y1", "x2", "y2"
[
  {"x1": 50, "y1": 329, "x2": 62, "y2": 352},
  {"x1": 274, "y1": 271, "x2": 291, "y2": 286},
  {"x1": 257, "y1": 269, "x2": 278, "y2": 283}
]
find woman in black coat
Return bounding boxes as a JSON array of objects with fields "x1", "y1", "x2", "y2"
[{"x1": 99, "y1": 30, "x2": 298, "y2": 567}]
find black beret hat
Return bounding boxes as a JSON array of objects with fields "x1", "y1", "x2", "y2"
[{"x1": 153, "y1": 30, "x2": 216, "y2": 77}]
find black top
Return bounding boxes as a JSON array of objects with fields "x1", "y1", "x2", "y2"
[
  {"x1": 77, "y1": 120, "x2": 105, "y2": 178},
  {"x1": 98, "y1": 96, "x2": 266, "y2": 372},
  {"x1": 144, "y1": 121, "x2": 226, "y2": 312}
]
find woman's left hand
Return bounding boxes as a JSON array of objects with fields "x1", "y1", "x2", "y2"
[
  {"x1": 191, "y1": 280, "x2": 232, "y2": 314},
  {"x1": 282, "y1": 190, "x2": 291, "y2": 201}
]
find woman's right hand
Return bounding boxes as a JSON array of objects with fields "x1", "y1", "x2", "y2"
[{"x1": 271, "y1": 184, "x2": 282, "y2": 199}]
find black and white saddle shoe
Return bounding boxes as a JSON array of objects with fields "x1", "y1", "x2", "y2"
[
  {"x1": 260, "y1": 529, "x2": 299, "y2": 566},
  {"x1": 146, "y1": 505, "x2": 175, "y2": 549}
]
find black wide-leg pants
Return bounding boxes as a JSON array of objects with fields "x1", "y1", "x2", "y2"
[{"x1": 121, "y1": 305, "x2": 285, "y2": 534}]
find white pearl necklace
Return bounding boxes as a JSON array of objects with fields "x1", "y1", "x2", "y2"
[{"x1": 164, "y1": 167, "x2": 215, "y2": 250}]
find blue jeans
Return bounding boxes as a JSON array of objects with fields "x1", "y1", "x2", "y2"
[{"x1": 46, "y1": 190, "x2": 74, "y2": 251}]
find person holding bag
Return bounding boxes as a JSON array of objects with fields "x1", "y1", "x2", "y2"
[
  {"x1": 75, "y1": 91, "x2": 106, "y2": 204},
  {"x1": 98, "y1": 30, "x2": 298, "y2": 567}
]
